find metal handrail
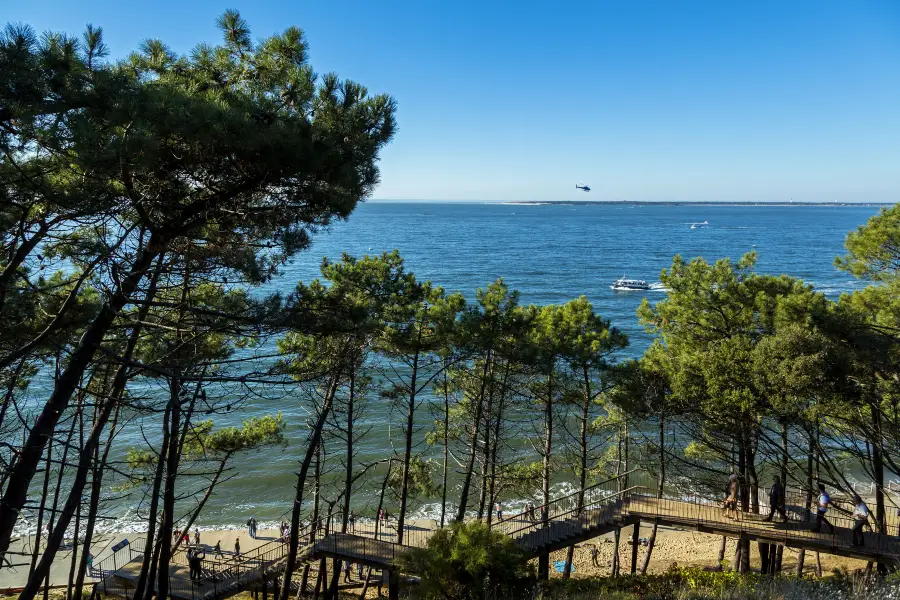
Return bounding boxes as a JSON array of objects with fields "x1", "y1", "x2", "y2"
[
  {"x1": 491, "y1": 469, "x2": 639, "y2": 529},
  {"x1": 498, "y1": 484, "x2": 642, "y2": 542}
]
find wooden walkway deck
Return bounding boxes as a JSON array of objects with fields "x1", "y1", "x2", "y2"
[{"x1": 95, "y1": 478, "x2": 900, "y2": 599}]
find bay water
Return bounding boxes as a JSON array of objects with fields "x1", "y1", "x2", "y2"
[{"x1": 22, "y1": 202, "x2": 884, "y2": 535}]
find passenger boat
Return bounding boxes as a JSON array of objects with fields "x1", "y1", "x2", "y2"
[{"x1": 610, "y1": 277, "x2": 651, "y2": 291}]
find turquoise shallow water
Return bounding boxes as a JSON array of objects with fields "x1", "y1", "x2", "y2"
[{"x1": 17, "y1": 202, "x2": 885, "y2": 535}]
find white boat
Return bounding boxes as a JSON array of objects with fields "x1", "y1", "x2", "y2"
[
  {"x1": 690, "y1": 220, "x2": 709, "y2": 229},
  {"x1": 610, "y1": 277, "x2": 651, "y2": 291}
]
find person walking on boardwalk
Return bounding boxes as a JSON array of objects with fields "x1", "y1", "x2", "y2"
[
  {"x1": 723, "y1": 470, "x2": 739, "y2": 519},
  {"x1": 234, "y1": 537, "x2": 241, "y2": 557},
  {"x1": 357, "y1": 561, "x2": 363, "y2": 579},
  {"x1": 764, "y1": 476, "x2": 788, "y2": 522},
  {"x1": 343, "y1": 561, "x2": 352, "y2": 583},
  {"x1": 214, "y1": 540, "x2": 222, "y2": 559},
  {"x1": 527, "y1": 503, "x2": 536, "y2": 523},
  {"x1": 812, "y1": 483, "x2": 834, "y2": 533},
  {"x1": 851, "y1": 495, "x2": 869, "y2": 546}
]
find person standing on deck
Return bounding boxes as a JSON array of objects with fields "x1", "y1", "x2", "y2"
[
  {"x1": 192, "y1": 548, "x2": 205, "y2": 581},
  {"x1": 723, "y1": 471, "x2": 739, "y2": 519},
  {"x1": 812, "y1": 484, "x2": 834, "y2": 533},
  {"x1": 349, "y1": 510, "x2": 356, "y2": 533},
  {"x1": 764, "y1": 476, "x2": 788, "y2": 522},
  {"x1": 851, "y1": 495, "x2": 869, "y2": 546},
  {"x1": 234, "y1": 537, "x2": 241, "y2": 557}
]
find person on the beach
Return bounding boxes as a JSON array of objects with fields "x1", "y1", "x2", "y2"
[
  {"x1": 494, "y1": 502, "x2": 502, "y2": 521},
  {"x1": 343, "y1": 561, "x2": 352, "y2": 582},
  {"x1": 194, "y1": 528, "x2": 200, "y2": 547},
  {"x1": 812, "y1": 483, "x2": 834, "y2": 533},
  {"x1": 764, "y1": 476, "x2": 788, "y2": 522},
  {"x1": 590, "y1": 544, "x2": 600, "y2": 567},
  {"x1": 851, "y1": 495, "x2": 869, "y2": 546},
  {"x1": 234, "y1": 537, "x2": 241, "y2": 557},
  {"x1": 214, "y1": 540, "x2": 222, "y2": 559},
  {"x1": 349, "y1": 510, "x2": 356, "y2": 533}
]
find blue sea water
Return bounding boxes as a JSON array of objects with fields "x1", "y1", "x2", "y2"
[
  {"x1": 284, "y1": 202, "x2": 874, "y2": 353},
  {"x1": 23, "y1": 202, "x2": 885, "y2": 535}
]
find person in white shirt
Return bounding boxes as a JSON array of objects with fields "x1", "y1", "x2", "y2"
[
  {"x1": 851, "y1": 495, "x2": 869, "y2": 547},
  {"x1": 812, "y1": 483, "x2": 834, "y2": 533}
]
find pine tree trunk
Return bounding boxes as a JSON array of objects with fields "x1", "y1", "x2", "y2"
[
  {"x1": 440, "y1": 364, "x2": 450, "y2": 529},
  {"x1": 279, "y1": 376, "x2": 340, "y2": 600},
  {"x1": 66, "y1": 407, "x2": 86, "y2": 600},
  {"x1": 612, "y1": 528, "x2": 621, "y2": 577},
  {"x1": 641, "y1": 411, "x2": 665, "y2": 575},
  {"x1": 343, "y1": 368, "x2": 355, "y2": 535},
  {"x1": 30, "y1": 441, "x2": 52, "y2": 575},
  {"x1": 155, "y1": 377, "x2": 182, "y2": 600},
  {"x1": 397, "y1": 350, "x2": 419, "y2": 544},
  {"x1": 135, "y1": 401, "x2": 172, "y2": 600},
  {"x1": 73, "y1": 404, "x2": 119, "y2": 600},
  {"x1": 456, "y1": 351, "x2": 492, "y2": 521},
  {"x1": 0, "y1": 235, "x2": 164, "y2": 563},
  {"x1": 716, "y1": 536, "x2": 726, "y2": 570}
]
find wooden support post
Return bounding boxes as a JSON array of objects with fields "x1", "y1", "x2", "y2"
[
  {"x1": 538, "y1": 553, "x2": 549, "y2": 580},
  {"x1": 630, "y1": 521, "x2": 640, "y2": 574},
  {"x1": 273, "y1": 578, "x2": 280, "y2": 600},
  {"x1": 388, "y1": 570, "x2": 399, "y2": 600},
  {"x1": 263, "y1": 579, "x2": 269, "y2": 600}
]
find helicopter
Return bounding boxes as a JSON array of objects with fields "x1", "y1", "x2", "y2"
[{"x1": 575, "y1": 184, "x2": 591, "y2": 192}]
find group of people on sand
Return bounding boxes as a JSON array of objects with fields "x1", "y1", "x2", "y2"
[{"x1": 722, "y1": 468, "x2": 873, "y2": 547}]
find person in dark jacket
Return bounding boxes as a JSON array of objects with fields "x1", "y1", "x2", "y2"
[{"x1": 764, "y1": 476, "x2": 788, "y2": 522}]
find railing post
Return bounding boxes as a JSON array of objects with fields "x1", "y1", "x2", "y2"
[{"x1": 630, "y1": 520, "x2": 640, "y2": 574}]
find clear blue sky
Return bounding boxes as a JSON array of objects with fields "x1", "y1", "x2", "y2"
[{"x1": 5, "y1": 1, "x2": 900, "y2": 202}]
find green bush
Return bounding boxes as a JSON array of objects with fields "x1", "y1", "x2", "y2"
[{"x1": 397, "y1": 521, "x2": 535, "y2": 599}]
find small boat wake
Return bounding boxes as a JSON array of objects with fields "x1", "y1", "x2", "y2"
[{"x1": 649, "y1": 282, "x2": 669, "y2": 292}]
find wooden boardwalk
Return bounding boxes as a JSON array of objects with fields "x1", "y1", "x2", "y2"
[{"x1": 95, "y1": 477, "x2": 900, "y2": 599}]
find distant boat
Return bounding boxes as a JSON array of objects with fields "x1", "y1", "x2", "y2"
[
  {"x1": 611, "y1": 277, "x2": 651, "y2": 292},
  {"x1": 690, "y1": 220, "x2": 709, "y2": 229}
]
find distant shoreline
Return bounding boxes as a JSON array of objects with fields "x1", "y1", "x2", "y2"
[
  {"x1": 369, "y1": 200, "x2": 893, "y2": 207},
  {"x1": 499, "y1": 201, "x2": 891, "y2": 207}
]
